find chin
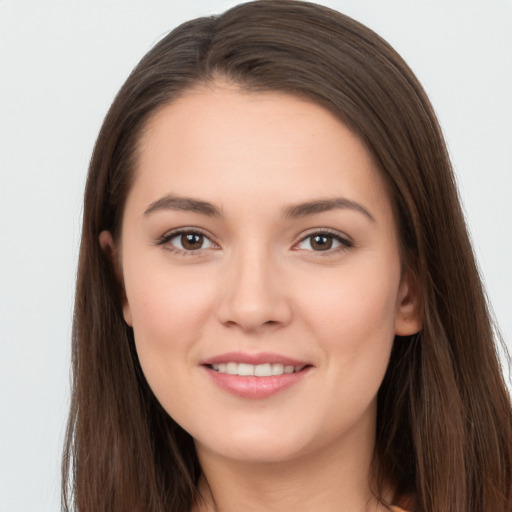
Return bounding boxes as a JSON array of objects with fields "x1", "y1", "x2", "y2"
[
  {"x1": 196, "y1": 438, "x2": 307, "y2": 465},
  {"x1": 191, "y1": 417, "x2": 336, "y2": 466}
]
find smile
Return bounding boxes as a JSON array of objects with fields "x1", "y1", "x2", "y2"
[
  {"x1": 202, "y1": 353, "x2": 312, "y2": 399},
  {"x1": 209, "y1": 362, "x2": 305, "y2": 376}
]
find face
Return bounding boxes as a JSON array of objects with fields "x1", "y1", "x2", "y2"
[{"x1": 107, "y1": 84, "x2": 420, "y2": 467}]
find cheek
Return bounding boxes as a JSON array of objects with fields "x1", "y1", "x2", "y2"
[
  {"x1": 299, "y1": 266, "x2": 399, "y2": 422},
  {"x1": 300, "y1": 263, "x2": 399, "y2": 342},
  {"x1": 123, "y1": 262, "x2": 215, "y2": 393},
  {"x1": 295, "y1": 261, "x2": 400, "y2": 404},
  {"x1": 125, "y1": 255, "x2": 213, "y2": 336}
]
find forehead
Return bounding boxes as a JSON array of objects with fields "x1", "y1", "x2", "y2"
[{"x1": 128, "y1": 84, "x2": 394, "y2": 223}]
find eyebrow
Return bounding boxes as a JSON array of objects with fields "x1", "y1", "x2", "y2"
[
  {"x1": 144, "y1": 194, "x2": 222, "y2": 217},
  {"x1": 144, "y1": 193, "x2": 375, "y2": 222},
  {"x1": 283, "y1": 198, "x2": 375, "y2": 222}
]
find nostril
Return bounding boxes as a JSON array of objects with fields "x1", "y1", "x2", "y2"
[{"x1": 215, "y1": 278, "x2": 293, "y2": 331}]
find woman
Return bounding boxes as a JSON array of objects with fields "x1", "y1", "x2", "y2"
[{"x1": 62, "y1": 1, "x2": 512, "y2": 511}]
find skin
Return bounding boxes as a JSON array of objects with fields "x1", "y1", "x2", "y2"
[{"x1": 101, "y1": 83, "x2": 421, "y2": 512}]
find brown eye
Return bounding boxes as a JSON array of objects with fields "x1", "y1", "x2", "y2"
[
  {"x1": 165, "y1": 230, "x2": 215, "y2": 252},
  {"x1": 181, "y1": 233, "x2": 204, "y2": 250},
  {"x1": 310, "y1": 234, "x2": 333, "y2": 251},
  {"x1": 296, "y1": 231, "x2": 351, "y2": 253}
]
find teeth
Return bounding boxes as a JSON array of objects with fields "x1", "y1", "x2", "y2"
[
  {"x1": 271, "y1": 363, "x2": 284, "y2": 375},
  {"x1": 238, "y1": 363, "x2": 254, "y2": 376},
  {"x1": 210, "y1": 362, "x2": 303, "y2": 376},
  {"x1": 254, "y1": 363, "x2": 272, "y2": 376},
  {"x1": 226, "y1": 362, "x2": 238, "y2": 375}
]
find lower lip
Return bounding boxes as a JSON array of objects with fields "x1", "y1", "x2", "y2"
[{"x1": 204, "y1": 366, "x2": 310, "y2": 398}]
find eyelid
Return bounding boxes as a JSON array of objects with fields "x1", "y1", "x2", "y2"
[
  {"x1": 293, "y1": 228, "x2": 353, "y2": 253},
  {"x1": 156, "y1": 227, "x2": 219, "y2": 254},
  {"x1": 155, "y1": 226, "x2": 352, "y2": 255}
]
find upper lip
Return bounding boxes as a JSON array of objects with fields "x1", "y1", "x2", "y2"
[{"x1": 201, "y1": 351, "x2": 310, "y2": 367}]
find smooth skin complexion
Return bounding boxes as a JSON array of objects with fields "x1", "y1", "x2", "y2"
[{"x1": 101, "y1": 83, "x2": 421, "y2": 512}]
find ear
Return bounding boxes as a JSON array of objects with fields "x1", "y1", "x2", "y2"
[
  {"x1": 99, "y1": 230, "x2": 133, "y2": 326},
  {"x1": 394, "y1": 270, "x2": 422, "y2": 336}
]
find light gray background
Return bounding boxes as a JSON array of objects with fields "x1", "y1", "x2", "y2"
[{"x1": 1, "y1": 1, "x2": 511, "y2": 511}]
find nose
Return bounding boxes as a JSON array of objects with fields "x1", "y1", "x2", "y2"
[{"x1": 216, "y1": 247, "x2": 292, "y2": 333}]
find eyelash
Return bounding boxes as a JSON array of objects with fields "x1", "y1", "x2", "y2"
[
  {"x1": 156, "y1": 228, "x2": 218, "y2": 256},
  {"x1": 156, "y1": 228, "x2": 353, "y2": 256},
  {"x1": 294, "y1": 229, "x2": 353, "y2": 255}
]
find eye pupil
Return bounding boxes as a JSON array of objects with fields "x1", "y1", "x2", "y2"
[
  {"x1": 311, "y1": 234, "x2": 333, "y2": 251},
  {"x1": 181, "y1": 233, "x2": 203, "y2": 250}
]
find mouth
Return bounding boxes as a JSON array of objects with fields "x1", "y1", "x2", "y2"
[
  {"x1": 201, "y1": 353, "x2": 312, "y2": 398},
  {"x1": 207, "y1": 362, "x2": 307, "y2": 377}
]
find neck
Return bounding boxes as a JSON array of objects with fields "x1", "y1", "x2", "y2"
[{"x1": 193, "y1": 416, "x2": 391, "y2": 512}]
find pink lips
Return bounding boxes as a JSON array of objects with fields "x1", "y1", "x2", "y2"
[
  {"x1": 202, "y1": 351, "x2": 308, "y2": 367},
  {"x1": 201, "y1": 352, "x2": 312, "y2": 399}
]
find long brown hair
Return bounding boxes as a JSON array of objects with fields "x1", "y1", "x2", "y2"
[{"x1": 62, "y1": 1, "x2": 512, "y2": 511}]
